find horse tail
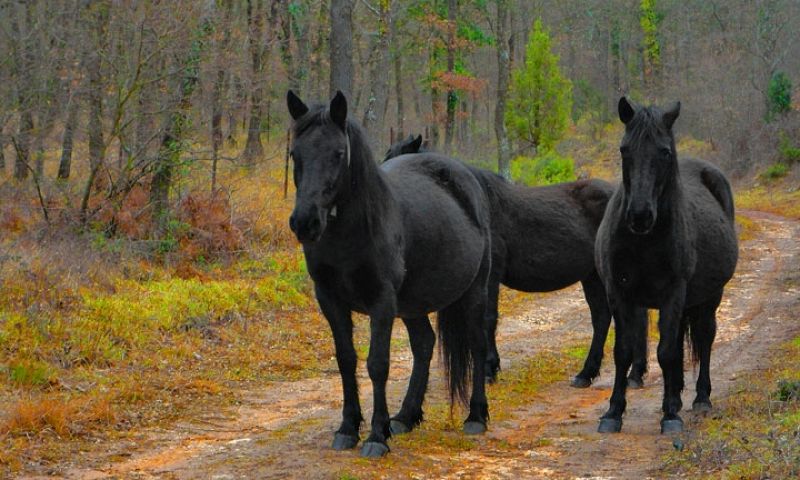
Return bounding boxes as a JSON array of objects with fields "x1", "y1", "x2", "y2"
[
  {"x1": 437, "y1": 304, "x2": 473, "y2": 407},
  {"x1": 700, "y1": 165, "x2": 735, "y2": 221}
]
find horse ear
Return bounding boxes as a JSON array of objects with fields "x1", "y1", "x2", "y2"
[
  {"x1": 663, "y1": 101, "x2": 681, "y2": 130},
  {"x1": 330, "y1": 90, "x2": 348, "y2": 129},
  {"x1": 287, "y1": 90, "x2": 308, "y2": 120},
  {"x1": 618, "y1": 96, "x2": 635, "y2": 125},
  {"x1": 411, "y1": 134, "x2": 423, "y2": 152}
]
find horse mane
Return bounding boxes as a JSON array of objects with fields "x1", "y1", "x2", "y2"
[{"x1": 292, "y1": 104, "x2": 391, "y2": 235}]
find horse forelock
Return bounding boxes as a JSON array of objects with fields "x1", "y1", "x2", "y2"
[{"x1": 624, "y1": 105, "x2": 674, "y2": 150}]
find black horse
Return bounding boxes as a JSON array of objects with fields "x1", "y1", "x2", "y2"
[
  {"x1": 595, "y1": 97, "x2": 738, "y2": 434},
  {"x1": 287, "y1": 91, "x2": 493, "y2": 457},
  {"x1": 384, "y1": 136, "x2": 648, "y2": 388}
]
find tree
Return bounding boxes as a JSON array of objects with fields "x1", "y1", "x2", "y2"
[
  {"x1": 505, "y1": 18, "x2": 572, "y2": 154},
  {"x1": 149, "y1": 10, "x2": 213, "y2": 236},
  {"x1": 639, "y1": 0, "x2": 662, "y2": 88},
  {"x1": 330, "y1": 0, "x2": 354, "y2": 98},
  {"x1": 494, "y1": 0, "x2": 511, "y2": 178},
  {"x1": 242, "y1": 0, "x2": 268, "y2": 167},
  {"x1": 765, "y1": 71, "x2": 792, "y2": 122}
]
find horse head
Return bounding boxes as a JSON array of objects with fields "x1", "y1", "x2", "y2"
[
  {"x1": 287, "y1": 90, "x2": 352, "y2": 243},
  {"x1": 618, "y1": 96, "x2": 681, "y2": 235},
  {"x1": 383, "y1": 134, "x2": 423, "y2": 162}
]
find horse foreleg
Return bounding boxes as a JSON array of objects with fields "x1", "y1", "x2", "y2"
[
  {"x1": 390, "y1": 316, "x2": 435, "y2": 434},
  {"x1": 360, "y1": 296, "x2": 396, "y2": 458},
  {"x1": 657, "y1": 282, "x2": 687, "y2": 434},
  {"x1": 316, "y1": 285, "x2": 361, "y2": 451},
  {"x1": 628, "y1": 307, "x2": 649, "y2": 388},
  {"x1": 599, "y1": 300, "x2": 643, "y2": 433}
]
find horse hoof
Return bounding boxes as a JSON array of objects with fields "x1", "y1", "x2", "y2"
[
  {"x1": 627, "y1": 376, "x2": 644, "y2": 389},
  {"x1": 692, "y1": 401, "x2": 712, "y2": 413},
  {"x1": 463, "y1": 421, "x2": 487, "y2": 435},
  {"x1": 597, "y1": 418, "x2": 622, "y2": 433},
  {"x1": 661, "y1": 418, "x2": 684, "y2": 434},
  {"x1": 332, "y1": 432, "x2": 359, "y2": 450},
  {"x1": 389, "y1": 420, "x2": 411, "y2": 435},
  {"x1": 360, "y1": 441, "x2": 389, "y2": 458},
  {"x1": 570, "y1": 376, "x2": 592, "y2": 388}
]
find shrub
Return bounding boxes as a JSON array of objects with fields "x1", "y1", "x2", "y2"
[
  {"x1": 510, "y1": 150, "x2": 576, "y2": 186},
  {"x1": 760, "y1": 162, "x2": 789, "y2": 181},
  {"x1": 779, "y1": 132, "x2": 800, "y2": 163}
]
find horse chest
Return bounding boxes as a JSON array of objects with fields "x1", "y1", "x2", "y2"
[{"x1": 611, "y1": 242, "x2": 679, "y2": 307}]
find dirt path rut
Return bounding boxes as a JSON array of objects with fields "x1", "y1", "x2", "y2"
[{"x1": 57, "y1": 212, "x2": 800, "y2": 479}]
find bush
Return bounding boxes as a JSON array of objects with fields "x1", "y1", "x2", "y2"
[
  {"x1": 760, "y1": 162, "x2": 789, "y2": 181},
  {"x1": 510, "y1": 150, "x2": 576, "y2": 186},
  {"x1": 779, "y1": 132, "x2": 800, "y2": 163}
]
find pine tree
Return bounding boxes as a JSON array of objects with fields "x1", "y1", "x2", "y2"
[{"x1": 505, "y1": 18, "x2": 572, "y2": 153}]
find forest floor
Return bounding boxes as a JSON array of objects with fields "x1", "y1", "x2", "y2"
[{"x1": 13, "y1": 209, "x2": 795, "y2": 480}]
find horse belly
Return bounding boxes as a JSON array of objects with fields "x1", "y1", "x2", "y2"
[{"x1": 499, "y1": 201, "x2": 597, "y2": 292}]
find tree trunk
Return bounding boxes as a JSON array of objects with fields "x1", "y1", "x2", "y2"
[
  {"x1": 394, "y1": 50, "x2": 404, "y2": 139},
  {"x1": 87, "y1": 26, "x2": 105, "y2": 172},
  {"x1": 58, "y1": 92, "x2": 80, "y2": 180},
  {"x1": 242, "y1": 0, "x2": 266, "y2": 167},
  {"x1": 362, "y1": 1, "x2": 392, "y2": 151},
  {"x1": 494, "y1": 0, "x2": 512, "y2": 178},
  {"x1": 444, "y1": 0, "x2": 457, "y2": 153},
  {"x1": 211, "y1": 0, "x2": 232, "y2": 191},
  {"x1": 329, "y1": 0, "x2": 354, "y2": 98},
  {"x1": 11, "y1": 2, "x2": 33, "y2": 180}
]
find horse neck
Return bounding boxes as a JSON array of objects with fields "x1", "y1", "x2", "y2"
[
  {"x1": 654, "y1": 157, "x2": 685, "y2": 226},
  {"x1": 334, "y1": 127, "x2": 394, "y2": 236}
]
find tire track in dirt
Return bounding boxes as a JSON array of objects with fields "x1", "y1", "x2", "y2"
[{"x1": 54, "y1": 212, "x2": 799, "y2": 479}]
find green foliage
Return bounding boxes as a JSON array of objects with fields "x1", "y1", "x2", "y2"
[
  {"x1": 779, "y1": 131, "x2": 800, "y2": 162},
  {"x1": 505, "y1": 19, "x2": 572, "y2": 151},
  {"x1": 639, "y1": 0, "x2": 662, "y2": 71},
  {"x1": 760, "y1": 162, "x2": 789, "y2": 181},
  {"x1": 510, "y1": 150, "x2": 576, "y2": 186},
  {"x1": 766, "y1": 72, "x2": 792, "y2": 122}
]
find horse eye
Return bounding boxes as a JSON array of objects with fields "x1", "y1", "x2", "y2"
[
  {"x1": 336, "y1": 149, "x2": 345, "y2": 159},
  {"x1": 660, "y1": 148, "x2": 672, "y2": 157}
]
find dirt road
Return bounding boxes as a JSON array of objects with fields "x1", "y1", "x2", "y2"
[{"x1": 54, "y1": 211, "x2": 800, "y2": 479}]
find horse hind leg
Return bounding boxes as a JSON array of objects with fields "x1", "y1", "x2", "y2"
[
  {"x1": 572, "y1": 272, "x2": 612, "y2": 388},
  {"x1": 688, "y1": 291, "x2": 722, "y2": 413},
  {"x1": 438, "y1": 245, "x2": 491, "y2": 435},
  {"x1": 390, "y1": 316, "x2": 435, "y2": 435},
  {"x1": 484, "y1": 277, "x2": 502, "y2": 384}
]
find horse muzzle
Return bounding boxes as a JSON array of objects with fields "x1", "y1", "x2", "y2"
[
  {"x1": 625, "y1": 207, "x2": 656, "y2": 235},
  {"x1": 289, "y1": 204, "x2": 327, "y2": 243}
]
